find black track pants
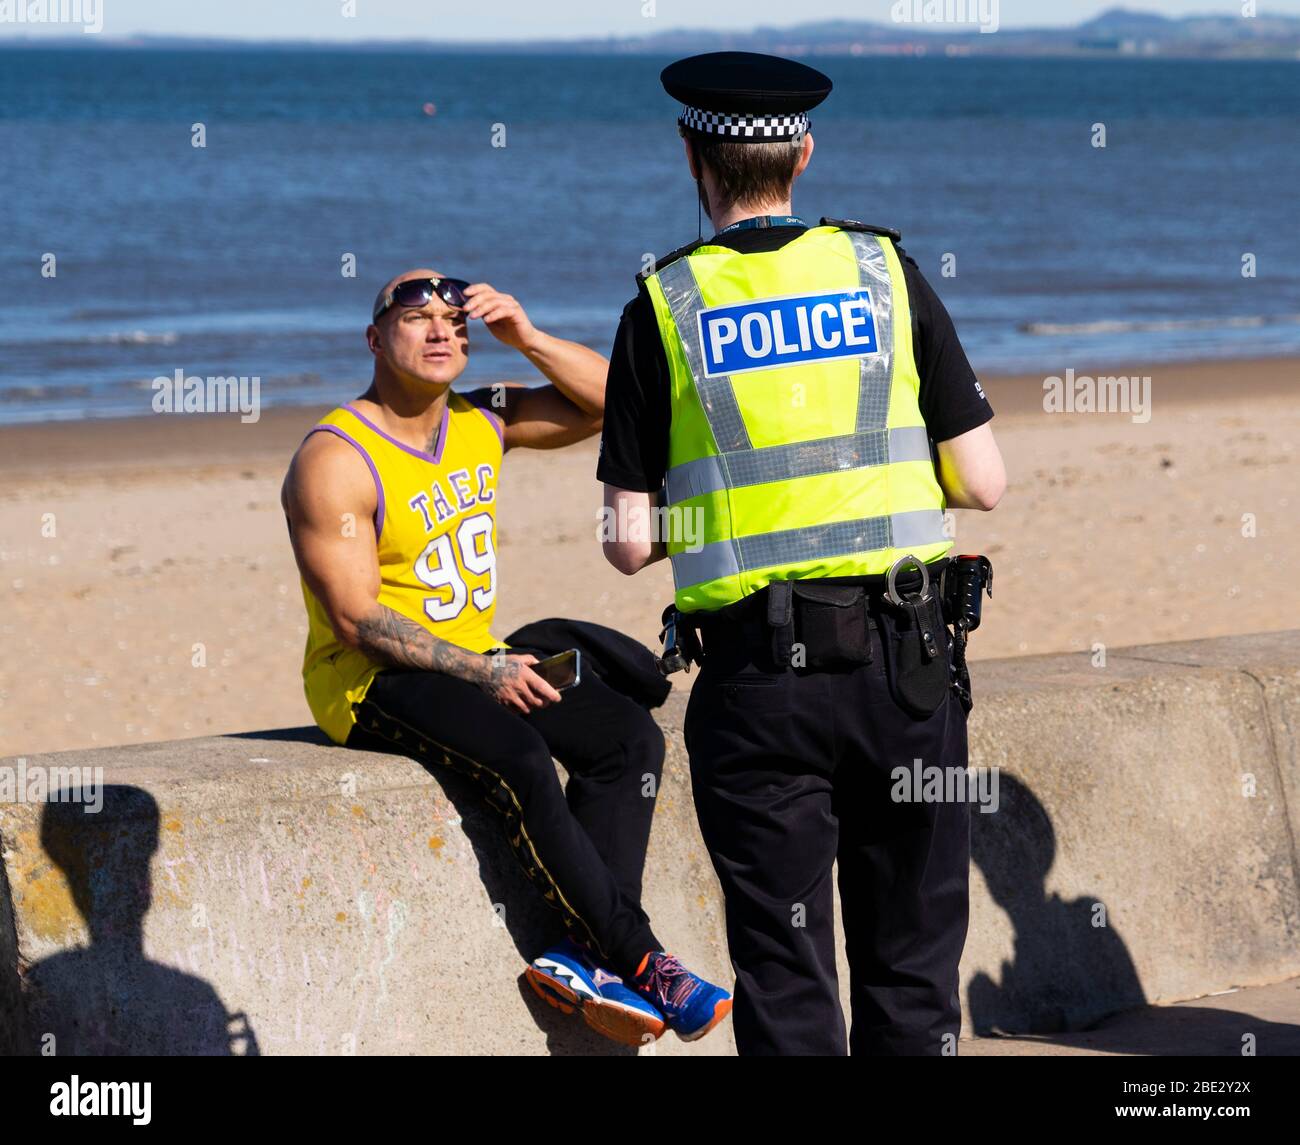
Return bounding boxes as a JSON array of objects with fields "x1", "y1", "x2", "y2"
[{"x1": 347, "y1": 653, "x2": 665, "y2": 979}]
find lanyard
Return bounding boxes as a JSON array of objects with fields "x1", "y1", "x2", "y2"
[{"x1": 715, "y1": 215, "x2": 808, "y2": 237}]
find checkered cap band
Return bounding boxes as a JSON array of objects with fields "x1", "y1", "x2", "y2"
[{"x1": 679, "y1": 104, "x2": 809, "y2": 140}]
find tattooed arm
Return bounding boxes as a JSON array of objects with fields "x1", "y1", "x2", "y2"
[
  {"x1": 282, "y1": 431, "x2": 560, "y2": 714},
  {"x1": 350, "y1": 605, "x2": 559, "y2": 714}
]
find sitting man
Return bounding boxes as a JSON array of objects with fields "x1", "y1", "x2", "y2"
[{"x1": 281, "y1": 268, "x2": 731, "y2": 1047}]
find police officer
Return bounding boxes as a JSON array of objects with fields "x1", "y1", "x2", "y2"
[{"x1": 599, "y1": 51, "x2": 1007, "y2": 1056}]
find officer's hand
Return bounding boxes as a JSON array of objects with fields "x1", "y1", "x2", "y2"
[
  {"x1": 480, "y1": 652, "x2": 562, "y2": 714},
  {"x1": 462, "y1": 283, "x2": 539, "y2": 353}
]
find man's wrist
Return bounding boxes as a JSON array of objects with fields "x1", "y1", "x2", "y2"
[
  {"x1": 518, "y1": 327, "x2": 550, "y2": 359},
  {"x1": 464, "y1": 651, "x2": 500, "y2": 684}
]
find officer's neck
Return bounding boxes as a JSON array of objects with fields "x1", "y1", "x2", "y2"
[{"x1": 710, "y1": 197, "x2": 796, "y2": 235}]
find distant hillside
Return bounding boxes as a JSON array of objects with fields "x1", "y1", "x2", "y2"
[
  {"x1": 596, "y1": 9, "x2": 1300, "y2": 58},
  {"x1": 4, "y1": 7, "x2": 1300, "y2": 59}
]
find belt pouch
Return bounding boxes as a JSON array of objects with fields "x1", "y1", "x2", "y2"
[{"x1": 791, "y1": 582, "x2": 871, "y2": 670}]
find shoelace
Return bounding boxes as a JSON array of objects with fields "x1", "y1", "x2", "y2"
[{"x1": 641, "y1": 954, "x2": 698, "y2": 1010}]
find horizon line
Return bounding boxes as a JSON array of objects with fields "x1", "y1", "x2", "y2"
[{"x1": 2, "y1": 8, "x2": 1295, "y2": 48}]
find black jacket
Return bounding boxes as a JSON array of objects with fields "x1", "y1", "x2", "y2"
[{"x1": 503, "y1": 618, "x2": 670, "y2": 710}]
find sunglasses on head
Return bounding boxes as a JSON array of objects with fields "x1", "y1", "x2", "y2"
[{"x1": 373, "y1": 276, "x2": 471, "y2": 322}]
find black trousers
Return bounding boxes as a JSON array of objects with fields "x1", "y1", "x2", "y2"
[
  {"x1": 684, "y1": 599, "x2": 971, "y2": 1056},
  {"x1": 346, "y1": 649, "x2": 665, "y2": 980}
]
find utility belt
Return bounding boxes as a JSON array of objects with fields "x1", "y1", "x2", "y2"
[{"x1": 657, "y1": 553, "x2": 993, "y2": 717}]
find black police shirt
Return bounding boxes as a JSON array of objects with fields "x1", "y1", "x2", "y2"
[{"x1": 597, "y1": 225, "x2": 994, "y2": 493}]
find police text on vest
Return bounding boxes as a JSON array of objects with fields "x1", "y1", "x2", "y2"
[{"x1": 696, "y1": 289, "x2": 879, "y2": 378}]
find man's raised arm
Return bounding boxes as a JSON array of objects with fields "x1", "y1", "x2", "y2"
[{"x1": 462, "y1": 282, "x2": 607, "y2": 451}]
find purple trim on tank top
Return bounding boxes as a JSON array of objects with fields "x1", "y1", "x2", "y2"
[
  {"x1": 344, "y1": 401, "x2": 450, "y2": 464},
  {"x1": 459, "y1": 388, "x2": 506, "y2": 450},
  {"x1": 473, "y1": 403, "x2": 505, "y2": 449},
  {"x1": 306, "y1": 424, "x2": 386, "y2": 537}
]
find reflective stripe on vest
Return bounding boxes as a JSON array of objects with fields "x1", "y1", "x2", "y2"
[
  {"x1": 669, "y1": 508, "x2": 950, "y2": 590},
  {"x1": 664, "y1": 425, "x2": 934, "y2": 505},
  {"x1": 651, "y1": 226, "x2": 952, "y2": 608}
]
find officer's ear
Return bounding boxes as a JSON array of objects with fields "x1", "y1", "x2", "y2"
[
  {"x1": 366, "y1": 321, "x2": 382, "y2": 356},
  {"x1": 681, "y1": 133, "x2": 702, "y2": 181},
  {"x1": 793, "y1": 132, "x2": 815, "y2": 180}
]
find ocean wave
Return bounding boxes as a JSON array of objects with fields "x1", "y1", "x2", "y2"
[
  {"x1": 0, "y1": 330, "x2": 182, "y2": 351},
  {"x1": 90, "y1": 330, "x2": 180, "y2": 345},
  {"x1": 1022, "y1": 314, "x2": 1300, "y2": 336},
  {"x1": 69, "y1": 307, "x2": 153, "y2": 321},
  {"x1": 126, "y1": 370, "x2": 325, "y2": 390},
  {"x1": 0, "y1": 383, "x2": 91, "y2": 402}
]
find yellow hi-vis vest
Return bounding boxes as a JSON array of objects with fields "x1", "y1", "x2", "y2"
[{"x1": 643, "y1": 223, "x2": 952, "y2": 612}]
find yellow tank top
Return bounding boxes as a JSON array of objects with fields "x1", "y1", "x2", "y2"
[{"x1": 299, "y1": 394, "x2": 505, "y2": 743}]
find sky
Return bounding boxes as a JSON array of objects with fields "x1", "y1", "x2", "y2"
[{"x1": 1, "y1": 0, "x2": 1297, "y2": 42}]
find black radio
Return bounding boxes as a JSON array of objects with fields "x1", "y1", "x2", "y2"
[{"x1": 942, "y1": 554, "x2": 993, "y2": 632}]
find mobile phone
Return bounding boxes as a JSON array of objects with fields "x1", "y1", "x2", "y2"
[{"x1": 532, "y1": 649, "x2": 581, "y2": 692}]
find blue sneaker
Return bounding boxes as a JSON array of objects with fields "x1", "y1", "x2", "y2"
[
  {"x1": 629, "y1": 951, "x2": 732, "y2": 1042},
  {"x1": 525, "y1": 937, "x2": 666, "y2": 1047}
]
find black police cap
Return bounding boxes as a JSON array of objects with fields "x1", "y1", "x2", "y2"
[{"x1": 661, "y1": 51, "x2": 833, "y2": 143}]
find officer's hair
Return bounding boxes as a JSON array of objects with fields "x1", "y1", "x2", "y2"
[{"x1": 688, "y1": 132, "x2": 804, "y2": 210}]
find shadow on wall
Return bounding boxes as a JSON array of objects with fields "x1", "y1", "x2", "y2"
[
  {"x1": 20, "y1": 787, "x2": 259, "y2": 1056},
  {"x1": 11, "y1": 746, "x2": 638, "y2": 1057},
  {"x1": 969, "y1": 773, "x2": 1300, "y2": 1055},
  {"x1": 969, "y1": 771, "x2": 1147, "y2": 1035}
]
